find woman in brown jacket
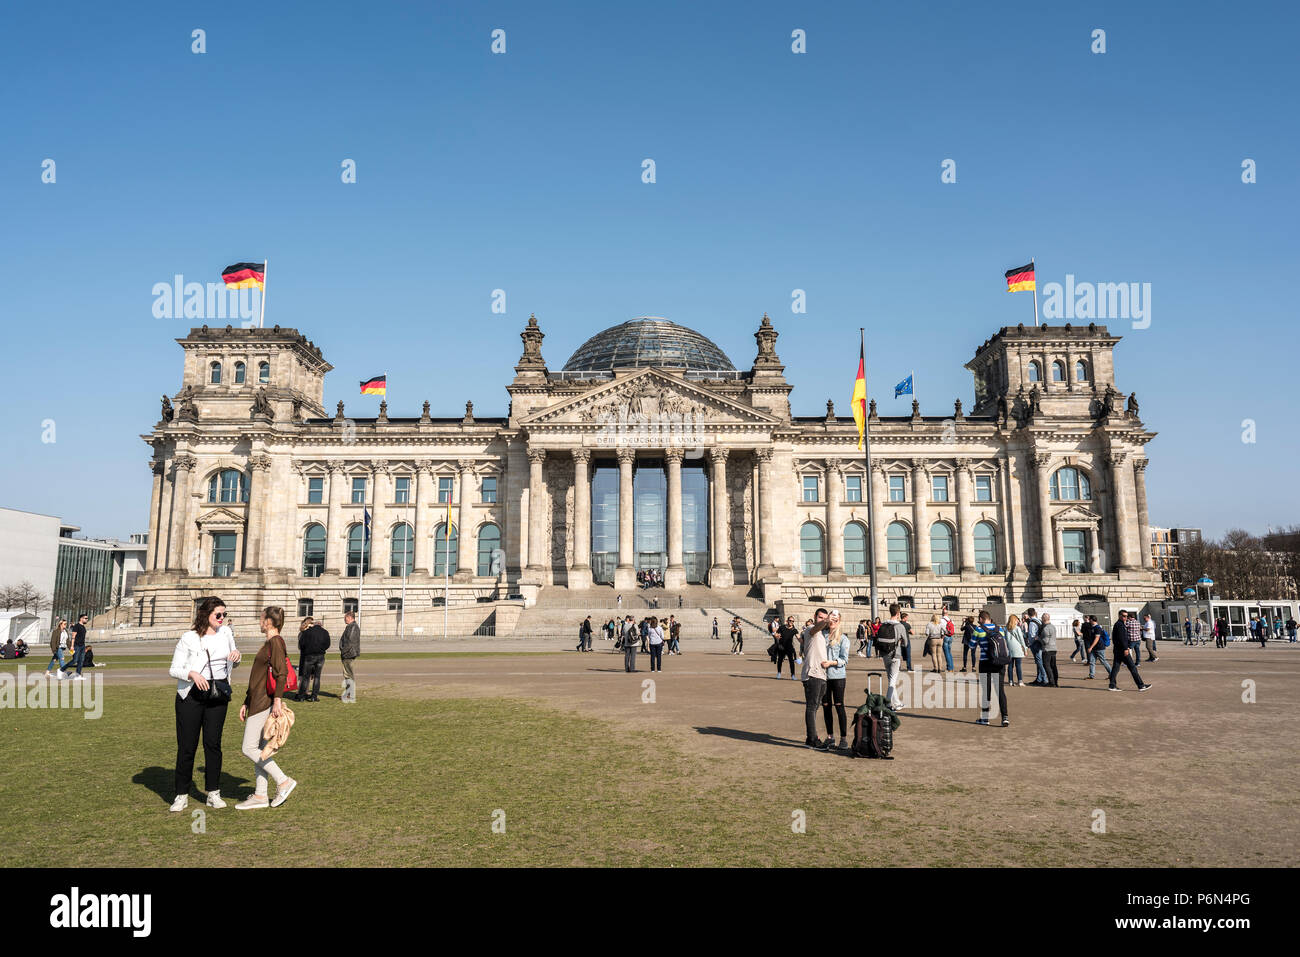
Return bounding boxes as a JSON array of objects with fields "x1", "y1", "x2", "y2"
[{"x1": 235, "y1": 606, "x2": 298, "y2": 810}]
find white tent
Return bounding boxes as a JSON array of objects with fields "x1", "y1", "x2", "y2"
[{"x1": 0, "y1": 611, "x2": 42, "y2": 650}]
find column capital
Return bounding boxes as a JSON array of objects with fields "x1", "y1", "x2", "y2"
[
  {"x1": 910, "y1": 457, "x2": 929, "y2": 473},
  {"x1": 616, "y1": 447, "x2": 636, "y2": 466},
  {"x1": 953, "y1": 457, "x2": 972, "y2": 471},
  {"x1": 571, "y1": 448, "x2": 591, "y2": 466},
  {"x1": 756, "y1": 448, "x2": 774, "y2": 464},
  {"x1": 151, "y1": 459, "x2": 166, "y2": 476},
  {"x1": 457, "y1": 457, "x2": 476, "y2": 473},
  {"x1": 1133, "y1": 456, "x2": 1149, "y2": 472},
  {"x1": 1033, "y1": 452, "x2": 1053, "y2": 470},
  {"x1": 327, "y1": 458, "x2": 347, "y2": 473},
  {"x1": 528, "y1": 447, "x2": 548, "y2": 466},
  {"x1": 415, "y1": 459, "x2": 435, "y2": 473},
  {"x1": 249, "y1": 454, "x2": 272, "y2": 472},
  {"x1": 1105, "y1": 451, "x2": 1129, "y2": 467},
  {"x1": 706, "y1": 446, "x2": 729, "y2": 467},
  {"x1": 870, "y1": 460, "x2": 886, "y2": 475},
  {"x1": 664, "y1": 447, "x2": 685, "y2": 464},
  {"x1": 173, "y1": 454, "x2": 197, "y2": 472},
  {"x1": 826, "y1": 459, "x2": 844, "y2": 477},
  {"x1": 372, "y1": 459, "x2": 390, "y2": 474}
]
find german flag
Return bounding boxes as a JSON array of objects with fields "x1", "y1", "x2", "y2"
[
  {"x1": 1005, "y1": 262, "x2": 1035, "y2": 293},
  {"x1": 851, "y1": 341, "x2": 867, "y2": 450},
  {"x1": 221, "y1": 262, "x2": 265, "y2": 290},
  {"x1": 360, "y1": 375, "x2": 386, "y2": 396}
]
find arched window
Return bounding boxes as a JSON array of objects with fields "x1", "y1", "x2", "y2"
[
  {"x1": 390, "y1": 523, "x2": 413, "y2": 577},
  {"x1": 477, "y1": 523, "x2": 502, "y2": 577},
  {"x1": 844, "y1": 522, "x2": 867, "y2": 575},
  {"x1": 207, "y1": 469, "x2": 248, "y2": 503},
  {"x1": 210, "y1": 361, "x2": 222, "y2": 384},
  {"x1": 1027, "y1": 361, "x2": 1041, "y2": 382},
  {"x1": 930, "y1": 522, "x2": 954, "y2": 575},
  {"x1": 974, "y1": 522, "x2": 997, "y2": 574},
  {"x1": 258, "y1": 361, "x2": 270, "y2": 384},
  {"x1": 1075, "y1": 360, "x2": 1088, "y2": 382},
  {"x1": 886, "y1": 522, "x2": 912, "y2": 575},
  {"x1": 346, "y1": 524, "x2": 370, "y2": 577},
  {"x1": 800, "y1": 522, "x2": 825, "y2": 576},
  {"x1": 302, "y1": 524, "x2": 326, "y2": 577},
  {"x1": 234, "y1": 361, "x2": 246, "y2": 384},
  {"x1": 1051, "y1": 360, "x2": 1065, "y2": 382},
  {"x1": 434, "y1": 523, "x2": 458, "y2": 576},
  {"x1": 1049, "y1": 467, "x2": 1092, "y2": 501}
]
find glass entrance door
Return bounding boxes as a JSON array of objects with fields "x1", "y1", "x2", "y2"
[{"x1": 634, "y1": 459, "x2": 666, "y2": 575}]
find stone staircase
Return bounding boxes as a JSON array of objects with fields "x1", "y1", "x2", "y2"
[{"x1": 511, "y1": 585, "x2": 775, "y2": 639}]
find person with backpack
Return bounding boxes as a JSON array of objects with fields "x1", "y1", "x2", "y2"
[
  {"x1": 1023, "y1": 608, "x2": 1046, "y2": 685},
  {"x1": 1084, "y1": 615, "x2": 1112, "y2": 679},
  {"x1": 1040, "y1": 612, "x2": 1060, "y2": 687},
  {"x1": 622, "y1": 616, "x2": 638, "y2": 671},
  {"x1": 1109, "y1": 610, "x2": 1152, "y2": 692},
  {"x1": 940, "y1": 611, "x2": 956, "y2": 673},
  {"x1": 874, "y1": 604, "x2": 907, "y2": 710},
  {"x1": 1004, "y1": 613, "x2": 1027, "y2": 686},
  {"x1": 971, "y1": 611, "x2": 1009, "y2": 726}
]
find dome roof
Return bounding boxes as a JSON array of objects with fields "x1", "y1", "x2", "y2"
[{"x1": 562, "y1": 317, "x2": 736, "y2": 375}]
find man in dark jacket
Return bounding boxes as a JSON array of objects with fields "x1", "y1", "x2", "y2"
[
  {"x1": 339, "y1": 612, "x2": 360, "y2": 704},
  {"x1": 297, "y1": 619, "x2": 331, "y2": 701}
]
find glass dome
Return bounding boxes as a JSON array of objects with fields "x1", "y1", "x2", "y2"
[{"x1": 562, "y1": 317, "x2": 736, "y2": 375}]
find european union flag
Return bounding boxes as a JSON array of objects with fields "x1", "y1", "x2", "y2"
[
  {"x1": 894, "y1": 374, "x2": 913, "y2": 398},
  {"x1": 363, "y1": 508, "x2": 372, "y2": 542}
]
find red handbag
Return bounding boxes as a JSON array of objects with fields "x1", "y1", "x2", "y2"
[{"x1": 265, "y1": 637, "x2": 299, "y2": 695}]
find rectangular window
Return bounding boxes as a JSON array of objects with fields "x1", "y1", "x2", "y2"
[
  {"x1": 1062, "y1": 530, "x2": 1087, "y2": 573},
  {"x1": 297, "y1": 598, "x2": 314, "y2": 617},
  {"x1": 351, "y1": 477, "x2": 367, "y2": 504},
  {"x1": 888, "y1": 476, "x2": 905, "y2": 502},
  {"x1": 343, "y1": 598, "x2": 358, "y2": 616},
  {"x1": 481, "y1": 476, "x2": 497, "y2": 503},
  {"x1": 975, "y1": 475, "x2": 992, "y2": 502},
  {"x1": 845, "y1": 475, "x2": 862, "y2": 503},
  {"x1": 932, "y1": 475, "x2": 949, "y2": 502},
  {"x1": 307, "y1": 477, "x2": 323, "y2": 504},
  {"x1": 438, "y1": 477, "x2": 454, "y2": 503},
  {"x1": 387, "y1": 597, "x2": 403, "y2": 612},
  {"x1": 394, "y1": 476, "x2": 410, "y2": 504},
  {"x1": 802, "y1": 476, "x2": 819, "y2": 502},
  {"x1": 211, "y1": 532, "x2": 236, "y2": 577}
]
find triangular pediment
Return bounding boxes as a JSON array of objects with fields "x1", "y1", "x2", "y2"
[
  {"x1": 1050, "y1": 503, "x2": 1102, "y2": 524},
  {"x1": 521, "y1": 369, "x2": 778, "y2": 427},
  {"x1": 195, "y1": 506, "x2": 247, "y2": 527}
]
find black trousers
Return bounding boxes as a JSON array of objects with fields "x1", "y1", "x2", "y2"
[
  {"x1": 1109, "y1": 648, "x2": 1145, "y2": 689},
  {"x1": 300, "y1": 654, "x2": 325, "y2": 698},
  {"x1": 803, "y1": 677, "x2": 827, "y2": 744},
  {"x1": 979, "y1": 670, "x2": 1007, "y2": 720},
  {"x1": 1042, "y1": 650, "x2": 1059, "y2": 686},
  {"x1": 648, "y1": 644, "x2": 663, "y2": 671},
  {"x1": 776, "y1": 644, "x2": 797, "y2": 675},
  {"x1": 174, "y1": 691, "x2": 228, "y2": 796},
  {"x1": 822, "y1": 677, "x2": 847, "y2": 738}
]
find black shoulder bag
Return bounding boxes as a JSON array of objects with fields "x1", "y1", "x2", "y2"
[{"x1": 194, "y1": 644, "x2": 233, "y2": 704}]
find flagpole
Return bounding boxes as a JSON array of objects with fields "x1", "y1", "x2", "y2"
[
  {"x1": 861, "y1": 329, "x2": 880, "y2": 616},
  {"x1": 1031, "y1": 256, "x2": 1039, "y2": 327},
  {"x1": 443, "y1": 496, "x2": 452, "y2": 639},
  {"x1": 911, "y1": 369, "x2": 916, "y2": 407},
  {"x1": 258, "y1": 258, "x2": 267, "y2": 329}
]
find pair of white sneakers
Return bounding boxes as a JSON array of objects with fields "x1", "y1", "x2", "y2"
[
  {"x1": 169, "y1": 779, "x2": 297, "y2": 813},
  {"x1": 169, "y1": 791, "x2": 226, "y2": 812}
]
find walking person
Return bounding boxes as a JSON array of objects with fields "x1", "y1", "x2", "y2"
[
  {"x1": 1040, "y1": 612, "x2": 1060, "y2": 687},
  {"x1": 821, "y1": 613, "x2": 850, "y2": 750},
  {"x1": 1183, "y1": 619, "x2": 1193, "y2": 645},
  {"x1": 168, "y1": 597, "x2": 240, "y2": 812},
  {"x1": 45, "y1": 618, "x2": 68, "y2": 679},
  {"x1": 1109, "y1": 610, "x2": 1152, "y2": 692},
  {"x1": 800, "y1": 609, "x2": 834, "y2": 748},
  {"x1": 899, "y1": 611, "x2": 915, "y2": 672},
  {"x1": 1084, "y1": 616, "x2": 1112, "y2": 680},
  {"x1": 1142, "y1": 613, "x2": 1159, "y2": 661},
  {"x1": 577, "y1": 616, "x2": 593, "y2": 653},
  {"x1": 960, "y1": 616, "x2": 976, "y2": 672},
  {"x1": 776, "y1": 615, "x2": 799, "y2": 679},
  {"x1": 235, "y1": 606, "x2": 298, "y2": 810},
  {"x1": 939, "y1": 610, "x2": 955, "y2": 673},
  {"x1": 1069, "y1": 619, "x2": 1086, "y2": 662},
  {"x1": 67, "y1": 614, "x2": 89, "y2": 680},
  {"x1": 874, "y1": 604, "x2": 907, "y2": 711},
  {"x1": 924, "y1": 614, "x2": 944, "y2": 673},
  {"x1": 1287, "y1": 616, "x2": 1297, "y2": 643},
  {"x1": 855, "y1": 619, "x2": 869, "y2": 657},
  {"x1": 972, "y1": 611, "x2": 1009, "y2": 726},
  {"x1": 339, "y1": 610, "x2": 360, "y2": 704},
  {"x1": 296, "y1": 616, "x2": 330, "y2": 701},
  {"x1": 1024, "y1": 609, "x2": 1046, "y2": 685},
  {"x1": 730, "y1": 617, "x2": 743, "y2": 655},
  {"x1": 647, "y1": 616, "x2": 665, "y2": 672},
  {"x1": 622, "y1": 616, "x2": 638, "y2": 672},
  {"x1": 712, "y1": 617, "x2": 719, "y2": 641},
  {"x1": 1004, "y1": 613, "x2": 1026, "y2": 686}
]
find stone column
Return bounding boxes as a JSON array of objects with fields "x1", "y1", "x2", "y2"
[
  {"x1": 1000, "y1": 454, "x2": 1025, "y2": 577},
  {"x1": 455, "y1": 460, "x2": 476, "y2": 580},
  {"x1": 955, "y1": 459, "x2": 975, "y2": 575},
  {"x1": 1108, "y1": 451, "x2": 1137, "y2": 570},
  {"x1": 754, "y1": 449, "x2": 776, "y2": 579},
  {"x1": 414, "y1": 461, "x2": 434, "y2": 574},
  {"x1": 367, "y1": 461, "x2": 389, "y2": 577},
  {"x1": 911, "y1": 459, "x2": 931, "y2": 579},
  {"x1": 614, "y1": 448, "x2": 636, "y2": 589},
  {"x1": 324, "y1": 459, "x2": 347, "y2": 575},
  {"x1": 1034, "y1": 453, "x2": 1056, "y2": 571},
  {"x1": 245, "y1": 454, "x2": 272, "y2": 571},
  {"x1": 1134, "y1": 457, "x2": 1151, "y2": 569},
  {"x1": 569, "y1": 449, "x2": 591, "y2": 589},
  {"x1": 526, "y1": 447, "x2": 548, "y2": 573},
  {"x1": 1056, "y1": 526, "x2": 1067, "y2": 573},
  {"x1": 146, "y1": 460, "x2": 164, "y2": 570},
  {"x1": 707, "y1": 447, "x2": 733, "y2": 587},
  {"x1": 155, "y1": 460, "x2": 175, "y2": 572},
  {"x1": 870, "y1": 462, "x2": 888, "y2": 575},
  {"x1": 826, "y1": 460, "x2": 845, "y2": 579},
  {"x1": 167, "y1": 454, "x2": 196, "y2": 571},
  {"x1": 664, "y1": 448, "x2": 686, "y2": 588}
]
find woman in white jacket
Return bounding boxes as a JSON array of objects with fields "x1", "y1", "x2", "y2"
[
  {"x1": 1004, "y1": 613, "x2": 1027, "y2": 687},
  {"x1": 168, "y1": 596, "x2": 241, "y2": 812}
]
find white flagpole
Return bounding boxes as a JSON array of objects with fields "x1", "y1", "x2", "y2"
[
  {"x1": 258, "y1": 258, "x2": 268, "y2": 329},
  {"x1": 1031, "y1": 256, "x2": 1039, "y2": 327},
  {"x1": 443, "y1": 497, "x2": 452, "y2": 639}
]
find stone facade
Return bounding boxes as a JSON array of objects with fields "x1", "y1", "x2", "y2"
[{"x1": 133, "y1": 316, "x2": 1162, "y2": 630}]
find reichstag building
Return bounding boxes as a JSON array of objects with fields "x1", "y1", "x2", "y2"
[{"x1": 134, "y1": 314, "x2": 1162, "y2": 630}]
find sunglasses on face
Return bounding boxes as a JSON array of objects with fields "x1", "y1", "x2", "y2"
[{"x1": 213, "y1": 612, "x2": 227, "y2": 620}]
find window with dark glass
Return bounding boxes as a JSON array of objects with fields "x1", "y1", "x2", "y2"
[
  {"x1": 481, "y1": 476, "x2": 497, "y2": 503},
  {"x1": 302, "y1": 524, "x2": 325, "y2": 577},
  {"x1": 307, "y1": 477, "x2": 323, "y2": 504},
  {"x1": 800, "y1": 523, "x2": 825, "y2": 575},
  {"x1": 346, "y1": 524, "x2": 370, "y2": 577},
  {"x1": 297, "y1": 598, "x2": 314, "y2": 617},
  {"x1": 844, "y1": 522, "x2": 867, "y2": 575},
  {"x1": 478, "y1": 523, "x2": 502, "y2": 576},
  {"x1": 974, "y1": 522, "x2": 997, "y2": 574},
  {"x1": 887, "y1": 522, "x2": 911, "y2": 574},
  {"x1": 208, "y1": 470, "x2": 248, "y2": 504},
  {"x1": 210, "y1": 361, "x2": 222, "y2": 384},
  {"x1": 932, "y1": 475, "x2": 949, "y2": 502},
  {"x1": 434, "y1": 523, "x2": 458, "y2": 576},
  {"x1": 234, "y1": 361, "x2": 246, "y2": 384},
  {"x1": 212, "y1": 532, "x2": 236, "y2": 577},
  {"x1": 258, "y1": 361, "x2": 269, "y2": 384},
  {"x1": 930, "y1": 522, "x2": 954, "y2": 575},
  {"x1": 846, "y1": 475, "x2": 862, "y2": 502},
  {"x1": 390, "y1": 523, "x2": 413, "y2": 577}
]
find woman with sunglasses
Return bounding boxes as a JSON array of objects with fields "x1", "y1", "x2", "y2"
[{"x1": 168, "y1": 597, "x2": 240, "y2": 812}]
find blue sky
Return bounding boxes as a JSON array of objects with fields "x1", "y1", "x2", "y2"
[{"x1": 2, "y1": 0, "x2": 1296, "y2": 540}]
